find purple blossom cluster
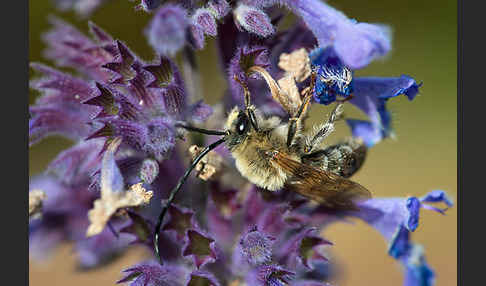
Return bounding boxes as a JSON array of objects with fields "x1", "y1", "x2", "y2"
[{"x1": 30, "y1": 0, "x2": 451, "y2": 285}]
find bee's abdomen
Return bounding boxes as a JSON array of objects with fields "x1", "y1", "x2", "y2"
[{"x1": 301, "y1": 138, "x2": 367, "y2": 178}]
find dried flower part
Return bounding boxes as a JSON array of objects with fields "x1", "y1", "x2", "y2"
[
  {"x1": 87, "y1": 183, "x2": 153, "y2": 237},
  {"x1": 278, "y1": 48, "x2": 311, "y2": 83},
  {"x1": 276, "y1": 74, "x2": 302, "y2": 116},
  {"x1": 29, "y1": 190, "x2": 46, "y2": 218},
  {"x1": 86, "y1": 139, "x2": 153, "y2": 237},
  {"x1": 249, "y1": 66, "x2": 304, "y2": 117},
  {"x1": 189, "y1": 145, "x2": 223, "y2": 181}
]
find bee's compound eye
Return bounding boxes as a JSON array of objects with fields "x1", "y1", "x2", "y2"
[
  {"x1": 238, "y1": 122, "x2": 246, "y2": 133},
  {"x1": 236, "y1": 112, "x2": 249, "y2": 135}
]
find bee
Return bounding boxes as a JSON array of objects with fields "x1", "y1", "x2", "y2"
[{"x1": 154, "y1": 66, "x2": 370, "y2": 263}]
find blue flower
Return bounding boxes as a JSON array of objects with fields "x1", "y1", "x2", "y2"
[
  {"x1": 310, "y1": 46, "x2": 422, "y2": 146},
  {"x1": 309, "y1": 47, "x2": 354, "y2": 105},
  {"x1": 352, "y1": 190, "x2": 452, "y2": 286}
]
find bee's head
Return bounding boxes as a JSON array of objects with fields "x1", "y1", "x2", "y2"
[{"x1": 224, "y1": 107, "x2": 252, "y2": 150}]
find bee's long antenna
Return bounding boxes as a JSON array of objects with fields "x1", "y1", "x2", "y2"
[
  {"x1": 154, "y1": 137, "x2": 226, "y2": 264},
  {"x1": 233, "y1": 75, "x2": 259, "y2": 131},
  {"x1": 175, "y1": 123, "x2": 227, "y2": 136}
]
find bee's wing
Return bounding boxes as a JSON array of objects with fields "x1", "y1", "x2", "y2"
[{"x1": 269, "y1": 151, "x2": 371, "y2": 210}]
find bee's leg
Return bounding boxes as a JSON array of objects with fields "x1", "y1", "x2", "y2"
[
  {"x1": 154, "y1": 138, "x2": 225, "y2": 264},
  {"x1": 302, "y1": 102, "x2": 344, "y2": 153},
  {"x1": 234, "y1": 75, "x2": 259, "y2": 131},
  {"x1": 286, "y1": 72, "x2": 316, "y2": 147},
  {"x1": 301, "y1": 137, "x2": 367, "y2": 178}
]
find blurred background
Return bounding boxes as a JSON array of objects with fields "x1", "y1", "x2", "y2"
[{"x1": 29, "y1": 0, "x2": 457, "y2": 285}]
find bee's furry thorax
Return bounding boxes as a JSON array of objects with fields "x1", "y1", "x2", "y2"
[{"x1": 223, "y1": 106, "x2": 299, "y2": 191}]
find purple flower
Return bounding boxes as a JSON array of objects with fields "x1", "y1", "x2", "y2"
[
  {"x1": 146, "y1": 5, "x2": 189, "y2": 56},
  {"x1": 355, "y1": 190, "x2": 452, "y2": 242},
  {"x1": 216, "y1": 0, "x2": 390, "y2": 69},
  {"x1": 310, "y1": 47, "x2": 421, "y2": 146},
  {"x1": 42, "y1": 18, "x2": 115, "y2": 82},
  {"x1": 239, "y1": 226, "x2": 275, "y2": 265},
  {"x1": 30, "y1": 3, "x2": 451, "y2": 286},
  {"x1": 277, "y1": 0, "x2": 391, "y2": 69},
  {"x1": 346, "y1": 75, "x2": 421, "y2": 146},
  {"x1": 117, "y1": 261, "x2": 188, "y2": 285},
  {"x1": 29, "y1": 63, "x2": 98, "y2": 146},
  {"x1": 29, "y1": 139, "x2": 135, "y2": 268},
  {"x1": 350, "y1": 190, "x2": 452, "y2": 285},
  {"x1": 32, "y1": 20, "x2": 213, "y2": 161}
]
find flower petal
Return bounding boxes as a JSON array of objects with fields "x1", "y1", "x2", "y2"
[
  {"x1": 278, "y1": 227, "x2": 332, "y2": 270},
  {"x1": 355, "y1": 190, "x2": 452, "y2": 242},
  {"x1": 43, "y1": 17, "x2": 114, "y2": 81},
  {"x1": 182, "y1": 229, "x2": 218, "y2": 268},
  {"x1": 162, "y1": 204, "x2": 197, "y2": 240},
  {"x1": 347, "y1": 75, "x2": 421, "y2": 145},
  {"x1": 281, "y1": 0, "x2": 391, "y2": 69},
  {"x1": 185, "y1": 271, "x2": 221, "y2": 286}
]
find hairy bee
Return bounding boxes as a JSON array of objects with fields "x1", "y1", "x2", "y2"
[
  {"x1": 223, "y1": 76, "x2": 369, "y2": 209},
  {"x1": 154, "y1": 66, "x2": 370, "y2": 262}
]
